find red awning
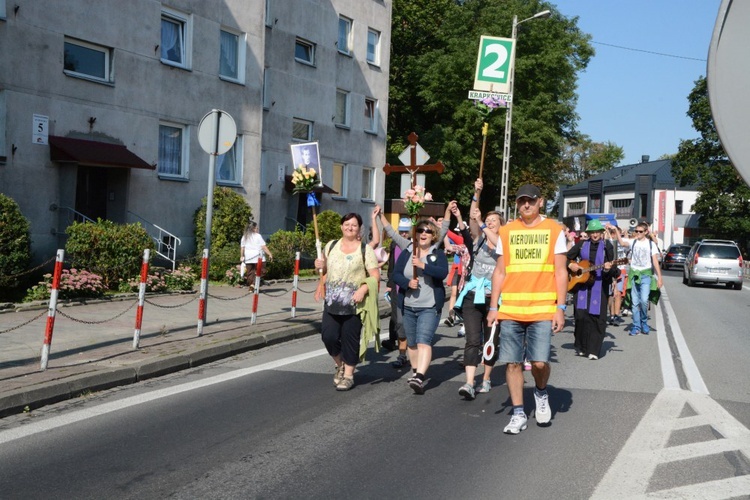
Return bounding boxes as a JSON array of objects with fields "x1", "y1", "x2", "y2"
[{"x1": 49, "y1": 136, "x2": 154, "y2": 170}]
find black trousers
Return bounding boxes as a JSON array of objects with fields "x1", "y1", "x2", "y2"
[
  {"x1": 460, "y1": 293, "x2": 499, "y2": 367},
  {"x1": 573, "y1": 308, "x2": 607, "y2": 357}
]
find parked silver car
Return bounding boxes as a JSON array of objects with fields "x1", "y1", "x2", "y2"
[{"x1": 683, "y1": 240, "x2": 744, "y2": 290}]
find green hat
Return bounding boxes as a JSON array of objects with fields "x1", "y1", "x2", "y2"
[{"x1": 585, "y1": 219, "x2": 605, "y2": 232}]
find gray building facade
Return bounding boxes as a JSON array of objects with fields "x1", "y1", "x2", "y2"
[{"x1": 0, "y1": 0, "x2": 390, "y2": 264}]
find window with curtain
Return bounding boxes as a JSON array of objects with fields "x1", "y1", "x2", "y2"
[
  {"x1": 338, "y1": 16, "x2": 352, "y2": 55},
  {"x1": 158, "y1": 123, "x2": 186, "y2": 178},
  {"x1": 367, "y1": 29, "x2": 380, "y2": 65},
  {"x1": 609, "y1": 198, "x2": 634, "y2": 218},
  {"x1": 216, "y1": 136, "x2": 242, "y2": 185},
  {"x1": 332, "y1": 163, "x2": 347, "y2": 198},
  {"x1": 161, "y1": 8, "x2": 190, "y2": 68},
  {"x1": 364, "y1": 98, "x2": 377, "y2": 133},
  {"x1": 219, "y1": 29, "x2": 239, "y2": 81},
  {"x1": 361, "y1": 168, "x2": 374, "y2": 201},
  {"x1": 335, "y1": 90, "x2": 350, "y2": 127}
]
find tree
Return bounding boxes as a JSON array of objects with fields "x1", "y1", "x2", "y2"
[
  {"x1": 387, "y1": 0, "x2": 594, "y2": 213},
  {"x1": 556, "y1": 135, "x2": 624, "y2": 185},
  {"x1": 671, "y1": 77, "x2": 750, "y2": 249}
]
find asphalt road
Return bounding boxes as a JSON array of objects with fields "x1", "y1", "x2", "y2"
[{"x1": 1, "y1": 271, "x2": 749, "y2": 499}]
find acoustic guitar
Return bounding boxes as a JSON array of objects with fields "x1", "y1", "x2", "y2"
[{"x1": 567, "y1": 258, "x2": 629, "y2": 292}]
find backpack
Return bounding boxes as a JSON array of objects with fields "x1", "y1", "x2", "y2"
[
  {"x1": 327, "y1": 239, "x2": 367, "y2": 268},
  {"x1": 457, "y1": 233, "x2": 486, "y2": 292}
]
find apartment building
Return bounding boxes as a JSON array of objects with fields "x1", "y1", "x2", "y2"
[{"x1": 0, "y1": 0, "x2": 390, "y2": 264}]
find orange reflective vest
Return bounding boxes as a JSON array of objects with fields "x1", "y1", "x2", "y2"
[{"x1": 497, "y1": 218, "x2": 563, "y2": 322}]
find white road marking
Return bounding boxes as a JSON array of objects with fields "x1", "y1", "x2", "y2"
[
  {"x1": 0, "y1": 349, "x2": 329, "y2": 446},
  {"x1": 593, "y1": 287, "x2": 750, "y2": 498},
  {"x1": 0, "y1": 330, "x2": 396, "y2": 446}
]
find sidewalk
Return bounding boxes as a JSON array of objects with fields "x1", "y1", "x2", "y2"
[{"x1": 0, "y1": 279, "x2": 390, "y2": 418}]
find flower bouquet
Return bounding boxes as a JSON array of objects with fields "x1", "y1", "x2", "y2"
[
  {"x1": 291, "y1": 165, "x2": 319, "y2": 194},
  {"x1": 403, "y1": 185, "x2": 433, "y2": 225},
  {"x1": 474, "y1": 95, "x2": 508, "y2": 119}
]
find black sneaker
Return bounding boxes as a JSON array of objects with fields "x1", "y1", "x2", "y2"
[
  {"x1": 409, "y1": 377, "x2": 425, "y2": 395},
  {"x1": 443, "y1": 316, "x2": 455, "y2": 327}
]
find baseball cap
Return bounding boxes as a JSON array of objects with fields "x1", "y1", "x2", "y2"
[
  {"x1": 397, "y1": 218, "x2": 411, "y2": 232},
  {"x1": 515, "y1": 184, "x2": 541, "y2": 200}
]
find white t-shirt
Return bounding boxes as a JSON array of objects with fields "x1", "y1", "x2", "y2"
[
  {"x1": 624, "y1": 237, "x2": 659, "y2": 270},
  {"x1": 241, "y1": 232, "x2": 267, "y2": 263}
]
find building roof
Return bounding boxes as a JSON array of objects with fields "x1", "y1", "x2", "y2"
[{"x1": 561, "y1": 159, "x2": 698, "y2": 196}]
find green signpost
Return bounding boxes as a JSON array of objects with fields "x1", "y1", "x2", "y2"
[{"x1": 473, "y1": 35, "x2": 515, "y2": 94}]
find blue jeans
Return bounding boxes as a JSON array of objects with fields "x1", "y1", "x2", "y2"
[
  {"x1": 631, "y1": 273, "x2": 651, "y2": 333},
  {"x1": 498, "y1": 320, "x2": 552, "y2": 364},
  {"x1": 402, "y1": 306, "x2": 439, "y2": 347}
]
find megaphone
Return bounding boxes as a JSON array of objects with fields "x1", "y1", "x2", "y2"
[{"x1": 628, "y1": 218, "x2": 638, "y2": 229}]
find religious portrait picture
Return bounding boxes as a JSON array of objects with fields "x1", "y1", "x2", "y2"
[{"x1": 290, "y1": 142, "x2": 321, "y2": 182}]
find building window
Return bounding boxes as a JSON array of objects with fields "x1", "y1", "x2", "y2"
[
  {"x1": 220, "y1": 28, "x2": 245, "y2": 83},
  {"x1": 0, "y1": 2, "x2": 6, "y2": 19},
  {"x1": 332, "y1": 162, "x2": 348, "y2": 198},
  {"x1": 366, "y1": 28, "x2": 380, "y2": 65},
  {"x1": 338, "y1": 16, "x2": 352, "y2": 55},
  {"x1": 361, "y1": 168, "x2": 374, "y2": 201},
  {"x1": 567, "y1": 201, "x2": 585, "y2": 216},
  {"x1": 216, "y1": 136, "x2": 242, "y2": 185},
  {"x1": 295, "y1": 38, "x2": 315, "y2": 65},
  {"x1": 262, "y1": 68, "x2": 270, "y2": 109},
  {"x1": 0, "y1": 90, "x2": 5, "y2": 159},
  {"x1": 335, "y1": 89, "x2": 350, "y2": 127},
  {"x1": 639, "y1": 193, "x2": 648, "y2": 218},
  {"x1": 265, "y1": 0, "x2": 273, "y2": 28},
  {"x1": 590, "y1": 195, "x2": 601, "y2": 213},
  {"x1": 675, "y1": 200, "x2": 684, "y2": 215},
  {"x1": 292, "y1": 118, "x2": 313, "y2": 142},
  {"x1": 63, "y1": 37, "x2": 112, "y2": 83},
  {"x1": 161, "y1": 7, "x2": 191, "y2": 69},
  {"x1": 158, "y1": 122, "x2": 188, "y2": 179},
  {"x1": 609, "y1": 198, "x2": 633, "y2": 218},
  {"x1": 364, "y1": 98, "x2": 378, "y2": 133}
]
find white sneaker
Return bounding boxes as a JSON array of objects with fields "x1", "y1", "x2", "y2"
[
  {"x1": 457, "y1": 325, "x2": 466, "y2": 337},
  {"x1": 503, "y1": 413, "x2": 528, "y2": 434},
  {"x1": 534, "y1": 390, "x2": 551, "y2": 424}
]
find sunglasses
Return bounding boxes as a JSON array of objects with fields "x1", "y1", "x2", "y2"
[
  {"x1": 634, "y1": 230, "x2": 646, "y2": 233},
  {"x1": 416, "y1": 227, "x2": 434, "y2": 234}
]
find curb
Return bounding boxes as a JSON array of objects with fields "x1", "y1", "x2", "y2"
[{"x1": 0, "y1": 304, "x2": 391, "y2": 418}]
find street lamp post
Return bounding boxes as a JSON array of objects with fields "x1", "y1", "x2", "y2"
[{"x1": 498, "y1": 9, "x2": 551, "y2": 218}]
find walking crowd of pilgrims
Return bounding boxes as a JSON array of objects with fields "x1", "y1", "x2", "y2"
[{"x1": 312, "y1": 178, "x2": 661, "y2": 435}]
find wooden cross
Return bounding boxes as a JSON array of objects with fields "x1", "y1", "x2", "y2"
[{"x1": 383, "y1": 132, "x2": 445, "y2": 277}]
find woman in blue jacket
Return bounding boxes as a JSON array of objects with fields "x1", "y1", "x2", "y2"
[{"x1": 393, "y1": 218, "x2": 449, "y2": 394}]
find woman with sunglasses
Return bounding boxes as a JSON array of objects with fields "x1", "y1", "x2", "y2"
[{"x1": 393, "y1": 218, "x2": 449, "y2": 394}]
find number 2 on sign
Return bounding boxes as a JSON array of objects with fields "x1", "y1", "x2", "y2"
[{"x1": 482, "y1": 43, "x2": 509, "y2": 79}]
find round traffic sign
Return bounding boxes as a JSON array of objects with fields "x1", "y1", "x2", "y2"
[{"x1": 198, "y1": 109, "x2": 237, "y2": 155}]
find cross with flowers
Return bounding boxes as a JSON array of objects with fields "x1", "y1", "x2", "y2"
[{"x1": 383, "y1": 132, "x2": 444, "y2": 274}]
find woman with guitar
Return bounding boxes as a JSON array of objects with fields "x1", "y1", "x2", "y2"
[{"x1": 566, "y1": 219, "x2": 622, "y2": 360}]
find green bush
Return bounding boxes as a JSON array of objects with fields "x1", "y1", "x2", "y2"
[
  {"x1": 303, "y1": 210, "x2": 345, "y2": 255},
  {"x1": 164, "y1": 264, "x2": 197, "y2": 291},
  {"x1": 0, "y1": 194, "x2": 32, "y2": 298},
  {"x1": 65, "y1": 220, "x2": 155, "y2": 289},
  {"x1": 24, "y1": 268, "x2": 106, "y2": 302},
  {"x1": 194, "y1": 187, "x2": 253, "y2": 251},
  {"x1": 118, "y1": 273, "x2": 168, "y2": 293},
  {"x1": 193, "y1": 186, "x2": 253, "y2": 280},
  {"x1": 265, "y1": 229, "x2": 310, "y2": 279}
]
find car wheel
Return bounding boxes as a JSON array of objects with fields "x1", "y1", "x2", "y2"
[
  {"x1": 687, "y1": 276, "x2": 695, "y2": 287},
  {"x1": 735, "y1": 282, "x2": 744, "y2": 290},
  {"x1": 682, "y1": 273, "x2": 688, "y2": 285}
]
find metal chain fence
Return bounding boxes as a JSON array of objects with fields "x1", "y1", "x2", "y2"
[
  {"x1": 0, "y1": 256, "x2": 57, "y2": 285},
  {"x1": 0, "y1": 309, "x2": 47, "y2": 335},
  {"x1": 144, "y1": 295, "x2": 200, "y2": 308},
  {"x1": 55, "y1": 300, "x2": 138, "y2": 325}
]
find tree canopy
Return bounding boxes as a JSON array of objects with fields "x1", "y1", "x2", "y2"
[
  {"x1": 671, "y1": 76, "x2": 750, "y2": 249},
  {"x1": 387, "y1": 0, "x2": 595, "y2": 215}
]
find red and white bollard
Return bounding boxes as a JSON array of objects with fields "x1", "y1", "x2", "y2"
[
  {"x1": 40, "y1": 249, "x2": 64, "y2": 370},
  {"x1": 291, "y1": 251, "x2": 300, "y2": 318},
  {"x1": 250, "y1": 256, "x2": 263, "y2": 324},
  {"x1": 197, "y1": 248, "x2": 209, "y2": 336},
  {"x1": 132, "y1": 249, "x2": 151, "y2": 349}
]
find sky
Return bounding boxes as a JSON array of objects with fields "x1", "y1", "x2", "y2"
[{"x1": 553, "y1": 0, "x2": 722, "y2": 166}]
